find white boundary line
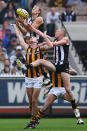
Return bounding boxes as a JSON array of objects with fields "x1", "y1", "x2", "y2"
[{"x1": 0, "y1": 106, "x2": 87, "y2": 109}]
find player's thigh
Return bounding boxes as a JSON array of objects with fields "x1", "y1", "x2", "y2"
[
  {"x1": 61, "y1": 72, "x2": 71, "y2": 89},
  {"x1": 32, "y1": 88, "x2": 41, "y2": 102},
  {"x1": 26, "y1": 88, "x2": 33, "y2": 101},
  {"x1": 45, "y1": 94, "x2": 57, "y2": 107},
  {"x1": 40, "y1": 59, "x2": 56, "y2": 72}
]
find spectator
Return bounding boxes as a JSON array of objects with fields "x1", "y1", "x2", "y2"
[
  {"x1": 4, "y1": 1, "x2": 16, "y2": 19},
  {"x1": 10, "y1": 33, "x2": 17, "y2": 40},
  {"x1": 2, "y1": 27, "x2": 12, "y2": 49},
  {"x1": 67, "y1": 0, "x2": 83, "y2": 9},
  {"x1": 0, "y1": 38, "x2": 8, "y2": 59},
  {"x1": 0, "y1": 1, "x2": 7, "y2": 12},
  {"x1": 0, "y1": 21, "x2": 9, "y2": 39},
  {"x1": 0, "y1": 45, "x2": 8, "y2": 59},
  {"x1": 0, "y1": 52, "x2": 5, "y2": 73},
  {"x1": 61, "y1": 4, "x2": 76, "y2": 22},
  {"x1": 10, "y1": 45, "x2": 26, "y2": 68},
  {"x1": 46, "y1": 7, "x2": 60, "y2": 36},
  {"x1": 4, "y1": 10, "x2": 15, "y2": 24},
  {"x1": 11, "y1": 67, "x2": 18, "y2": 75},
  {"x1": 0, "y1": 1, "x2": 7, "y2": 24},
  {"x1": 7, "y1": 38, "x2": 18, "y2": 57},
  {"x1": 4, "y1": 59, "x2": 10, "y2": 67},
  {"x1": 1, "y1": 64, "x2": 10, "y2": 74}
]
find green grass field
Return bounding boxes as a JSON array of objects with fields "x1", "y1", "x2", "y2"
[{"x1": 0, "y1": 118, "x2": 87, "y2": 131}]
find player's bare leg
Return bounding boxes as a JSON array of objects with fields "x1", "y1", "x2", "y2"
[
  {"x1": 26, "y1": 88, "x2": 33, "y2": 111},
  {"x1": 62, "y1": 93, "x2": 84, "y2": 125},
  {"x1": 61, "y1": 73, "x2": 84, "y2": 124},
  {"x1": 27, "y1": 59, "x2": 56, "y2": 72},
  {"x1": 24, "y1": 88, "x2": 41, "y2": 129},
  {"x1": 41, "y1": 94, "x2": 56, "y2": 112},
  {"x1": 32, "y1": 88, "x2": 41, "y2": 116},
  {"x1": 17, "y1": 59, "x2": 56, "y2": 72},
  {"x1": 61, "y1": 72, "x2": 75, "y2": 100}
]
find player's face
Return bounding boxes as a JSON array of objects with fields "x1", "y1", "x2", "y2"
[
  {"x1": 30, "y1": 37, "x2": 37, "y2": 43},
  {"x1": 30, "y1": 37, "x2": 38, "y2": 46},
  {"x1": 32, "y1": 6, "x2": 39, "y2": 15}
]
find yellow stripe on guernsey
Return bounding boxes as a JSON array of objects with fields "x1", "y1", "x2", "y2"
[
  {"x1": 37, "y1": 48, "x2": 43, "y2": 76},
  {"x1": 52, "y1": 72, "x2": 55, "y2": 88},
  {"x1": 26, "y1": 47, "x2": 43, "y2": 78},
  {"x1": 51, "y1": 72, "x2": 62, "y2": 88},
  {"x1": 32, "y1": 49, "x2": 37, "y2": 78},
  {"x1": 57, "y1": 74, "x2": 61, "y2": 88},
  {"x1": 27, "y1": 48, "x2": 31, "y2": 78}
]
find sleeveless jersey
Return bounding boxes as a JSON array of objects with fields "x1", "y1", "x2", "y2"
[
  {"x1": 50, "y1": 72, "x2": 63, "y2": 88},
  {"x1": 26, "y1": 47, "x2": 43, "y2": 78},
  {"x1": 54, "y1": 39, "x2": 69, "y2": 65},
  {"x1": 27, "y1": 17, "x2": 44, "y2": 42}
]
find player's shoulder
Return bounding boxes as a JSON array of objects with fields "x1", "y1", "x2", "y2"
[
  {"x1": 35, "y1": 16, "x2": 43, "y2": 24},
  {"x1": 63, "y1": 37, "x2": 70, "y2": 45},
  {"x1": 63, "y1": 36, "x2": 69, "y2": 40}
]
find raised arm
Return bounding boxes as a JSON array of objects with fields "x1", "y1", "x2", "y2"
[
  {"x1": 39, "y1": 32, "x2": 53, "y2": 51},
  {"x1": 53, "y1": 37, "x2": 70, "y2": 46},
  {"x1": 15, "y1": 16, "x2": 27, "y2": 35},
  {"x1": 16, "y1": 17, "x2": 43, "y2": 33},
  {"x1": 16, "y1": 22, "x2": 27, "y2": 36},
  {"x1": 27, "y1": 23, "x2": 45, "y2": 37},
  {"x1": 12, "y1": 24, "x2": 28, "y2": 51}
]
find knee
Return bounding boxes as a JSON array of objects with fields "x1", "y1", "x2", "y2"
[
  {"x1": 40, "y1": 59, "x2": 44, "y2": 65},
  {"x1": 65, "y1": 87, "x2": 71, "y2": 93}
]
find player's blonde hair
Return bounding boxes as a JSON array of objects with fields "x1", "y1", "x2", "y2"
[{"x1": 57, "y1": 28, "x2": 67, "y2": 36}]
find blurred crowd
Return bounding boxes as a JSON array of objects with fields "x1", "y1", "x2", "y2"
[{"x1": 0, "y1": 0, "x2": 85, "y2": 75}]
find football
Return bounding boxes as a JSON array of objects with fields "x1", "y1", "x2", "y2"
[{"x1": 16, "y1": 8, "x2": 29, "y2": 19}]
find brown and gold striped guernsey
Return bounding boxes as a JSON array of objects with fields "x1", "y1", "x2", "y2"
[
  {"x1": 26, "y1": 47, "x2": 43, "y2": 78},
  {"x1": 50, "y1": 72, "x2": 63, "y2": 88}
]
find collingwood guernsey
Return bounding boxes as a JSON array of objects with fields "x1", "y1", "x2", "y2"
[{"x1": 54, "y1": 39, "x2": 69, "y2": 65}]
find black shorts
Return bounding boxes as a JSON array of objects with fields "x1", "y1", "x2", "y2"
[{"x1": 55, "y1": 63, "x2": 69, "y2": 74}]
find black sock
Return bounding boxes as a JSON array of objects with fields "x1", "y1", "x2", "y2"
[
  {"x1": 71, "y1": 100, "x2": 77, "y2": 110},
  {"x1": 42, "y1": 72, "x2": 48, "y2": 78}
]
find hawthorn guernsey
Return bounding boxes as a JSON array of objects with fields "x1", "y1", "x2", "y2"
[{"x1": 16, "y1": 8, "x2": 29, "y2": 18}]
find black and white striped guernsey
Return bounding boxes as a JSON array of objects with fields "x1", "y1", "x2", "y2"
[
  {"x1": 54, "y1": 39, "x2": 69, "y2": 65},
  {"x1": 27, "y1": 17, "x2": 44, "y2": 42}
]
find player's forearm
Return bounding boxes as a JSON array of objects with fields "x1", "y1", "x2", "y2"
[
  {"x1": 17, "y1": 24, "x2": 27, "y2": 35},
  {"x1": 28, "y1": 24, "x2": 43, "y2": 37},
  {"x1": 53, "y1": 40, "x2": 66, "y2": 46},
  {"x1": 14, "y1": 25, "x2": 27, "y2": 50},
  {"x1": 47, "y1": 35, "x2": 54, "y2": 42},
  {"x1": 43, "y1": 35, "x2": 53, "y2": 48},
  {"x1": 53, "y1": 38, "x2": 70, "y2": 46}
]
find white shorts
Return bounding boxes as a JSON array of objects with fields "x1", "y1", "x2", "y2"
[
  {"x1": 25, "y1": 76, "x2": 43, "y2": 88},
  {"x1": 48, "y1": 87, "x2": 66, "y2": 98}
]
